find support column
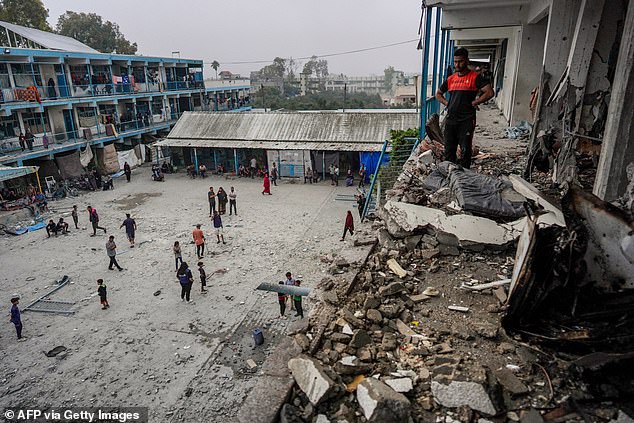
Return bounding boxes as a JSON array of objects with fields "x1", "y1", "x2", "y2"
[
  {"x1": 527, "y1": 0, "x2": 581, "y2": 154},
  {"x1": 193, "y1": 147, "x2": 199, "y2": 170},
  {"x1": 233, "y1": 148, "x2": 238, "y2": 174},
  {"x1": 593, "y1": 0, "x2": 634, "y2": 201}
]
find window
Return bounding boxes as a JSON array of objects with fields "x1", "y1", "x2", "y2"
[
  {"x1": 0, "y1": 64, "x2": 10, "y2": 89},
  {"x1": 77, "y1": 106, "x2": 98, "y2": 128},
  {"x1": 11, "y1": 63, "x2": 41, "y2": 87},
  {"x1": 69, "y1": 65, "x2": 90, "y2": 87},
  {"x1": 92, "y1": 65, "x2": 112, "y2": 85},
  {"x1": 22, "y1": 111, "x2": 50, "y2": 134},
  {"x1": 151, "y1": 97, "x2": 163, "y2": 115},
  {"x1": 0, "y1": 115, "x2": 18, "y2": 139},
  {"x1": 132, "y1": 66, "x2": 146, "y2": 83}
]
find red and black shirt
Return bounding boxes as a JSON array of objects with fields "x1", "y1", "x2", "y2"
[{"x1": 439, "y1": 70, "x2": 490, "y2": 122}]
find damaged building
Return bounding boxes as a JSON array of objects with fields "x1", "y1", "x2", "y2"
[{"x1": 236, "y1": 1, "x2": 634, "y2": 422}]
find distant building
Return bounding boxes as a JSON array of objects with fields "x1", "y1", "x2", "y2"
[{"x1": 0, "y1": 20, "x2": 251, "y2": 178}]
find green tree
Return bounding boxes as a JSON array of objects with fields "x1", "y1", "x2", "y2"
[
  {"x1": 211, "y1": 60, "x2": 220, "y2": 79},
  {"x1": 383, "y1": 66, "x2": 396, "y2": 93},
  {"x1": 259, "y1": 57, "x2": 286, "y2": 80},
  {"x1": 56, "y1": 11, "x2": 137, "y2": 54},
  {"x1": 0, "y1": 0, "x2": 51, "y2": 31}
]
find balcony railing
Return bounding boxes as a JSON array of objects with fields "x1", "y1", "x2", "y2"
[
  {"x1": 1, "y1": 79, "x2": 206, "y2": 105},
  {"x1": 0, "y1": 112, "x2": 185, "y2": 156}
]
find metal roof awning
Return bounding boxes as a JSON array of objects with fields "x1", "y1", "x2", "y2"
[
  {"x1": 155, "y1": 138, "x2": 386, "y2": 152},
  {"x1": 0, "y1": 21, "x2": 99, "y2": 54},
  {"x1": 0, "y1": 165, "x2": 39, "y2": 182}
]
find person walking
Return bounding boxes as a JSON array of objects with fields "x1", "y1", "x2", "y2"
[
  {"x1": 341, "y1": 210, "x2": 354, "y2": 241},
  {"x1": 334, "y1": 165, "x2": 339, "y2": 186},
  {"x1": 120, "y1": 213, "x2": 136, "y2": 247},
  {"x1": 435, "y1": 47, "x2": 494, "y2": 169},
  {"x1": 97, "y1": 279, "x2": 109, "y2": 310},
  {"x1": 71, "y1": 205, "x2": 79, "y2": 229},
  {"x1": 177, "y1": 262, "x2": 194, "y2": 303},
  {"x1": 207, "y1": 187, "x2": 216, "y2": 216},
  {"x1": 356, "y1": 194, "x2": 366, "y2": 220},
  {"x1": 18, "y1": 132, "x2": 25, "y2": 151},
  {"x1": 124, "y1": 162, "x2": 131, "y2": 183},
  {"x1": 262, "y1": 173, "x2": 272, "y2": 195},
  {"x1": 10, "y1": 296, "x2": 23, "y2": 340},
  {"x1": 359, "y1": 165, "x2": 366, "y2": 188},
  {"x1": 229, "y1": 186, "x2": 237, "y2": 215},
  {"x1": 277, "y1": 281, "x2": 287, "y2": 319},
  {"x1": 192, "y1": 224, "x2": 205, "y2": 259},
  {"x1": 173, "y1": 241, "x2": 183, "y2": 270},
  {"x1": 87, "y1": 206, "x2": 107, "y2": 236},
  {"x1": 197, "y1": 261, "x2": 208, "y2": 294},
  {"x1": 250, "y1": 157, "x2": 257, "y2": 178},
  {"x1": 270, "y1": 162, "x2": 278, "y2": 186},
  {"x1": 329, "y1": 164, "x2": 335, "y2": 185},
  {"x1": 106, "y1": 236, "x2": 123, "y2": 271},
  {"x1": 293, "y1": 280, "x2": 304, "y2": 319},
  {"x1": 217, "y1": 187, "x2": 228, "y2": 215},
  {"x1": 212, "y1": 211, "x2": 226, "y2": 244}
]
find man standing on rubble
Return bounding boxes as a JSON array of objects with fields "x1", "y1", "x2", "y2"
[{"x1": 435, "y1": 47, "x2": 494, "y2": 168}]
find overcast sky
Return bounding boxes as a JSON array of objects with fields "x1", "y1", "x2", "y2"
[{"x1": 45, "y1": 0, "x2": 423, "y2": 78}]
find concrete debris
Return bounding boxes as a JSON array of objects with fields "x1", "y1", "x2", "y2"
[
  {"x1": 422, "y1": 287, "x2": 440, "y2": 297},
  {"x1": 386, "y1": 258, "x2": 407, "y2": 278},
  {"x1": 431, "y1": 380, "x2": 496, "y2": 415},
  {"x1": 448, "y1": 305, "x2": 469, "y2": 313},
  {"x1": 384, "y1": 200, "x2": 520, "y2": 249},
  {"x1": 246, "y1": 359, "x2": 257, "y2": 370},
  {"x1": 462, "y1": 279, "x2": 511, "y2": 291},
  {"x1": 378, "y1": 281, "x2": 406, "y2": 296},
  {"x1": 288, "y1": 355, "x2": 337, "y2": 406},
  {"x1": 493, "y1": 367, "x2": 528, "y2": 395},
  {"x1": 384, "y1": 377, "x2": 413, "y2": 393},
  {"x1": 357, "y1": 378, "x2": 411, "y2": 422}
]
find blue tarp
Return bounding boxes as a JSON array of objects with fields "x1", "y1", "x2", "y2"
[{"x1": 359, "y1": 152, "x2": 390, "y2": 183}]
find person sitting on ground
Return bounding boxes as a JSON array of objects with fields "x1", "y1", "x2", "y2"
[
  {"x1": 46, "y1": 219, "x2": 58, "y2": 237},
  {"x1": 345, "y1": 169, "x2": 354, "y2": 187},
  {"x1": 161, "y1": 161, "x2": 170, "y2": 174},
  {"x1": 34, "y1": 192, "x2": 48, "y2": 213},
  {"x1": 102, "y1": 176, "x2": 114, "y2": 190},
  {"x1": 56, "y1": 217, "x2": 69, "y2": 235},
  {"x1": 238, "y1": 164, "x2": 246, "y2": 177},
  {"x1": 152, "y1": 164, "x2": 164, "y2": 182},
  {"x1": 217, "y1": 163, "x2": 225, "y2": 175}
]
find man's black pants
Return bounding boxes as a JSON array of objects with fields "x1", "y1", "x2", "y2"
[
  {"x1": 196, "y1": 243, "x2": 205, "y2": 258},
  {"x1": 108, "y1": 256, "x2": 122, "y2": 270},
  {"x1": 92, "y1": 222, "x2": 106, "y2": 235},
  {"x1": 443, "y1": 117, "x2": 476, "y2": 168},
  {"x1": 342, "y1": 227, "x2": 354, "y2": 240},
  {"x1": 279, "y1": 299, "x2": 286, "y2": 316},
  {"x1": 14, "y1": 323, "x2": 22, "y2": 339},
  {"x1": 181, "y1": 283, "x2": 192, "y2": 301},
  {"x1": 294, "y1": 299, "x2": 303, "y2": 318},
  {"x1": 209, "y1": 201, "x2": 215, "y2": 215},
  {"x1": 229, "y1": 200, "x2": 237, "y2": 215}
]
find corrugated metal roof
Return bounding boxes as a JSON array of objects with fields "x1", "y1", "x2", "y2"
[
  {"x1": 0, "y1": 165, "x2": 39, "y2": 182},
  {"x1": 158, "y1": 111, "x2": 419, "y2": 152},
  {"x1": 0, "y1": 21, "x2": 99, "y2": 54}
]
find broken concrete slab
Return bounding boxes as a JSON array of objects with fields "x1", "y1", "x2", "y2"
[
  {"x1": 431, "y1": 380, "x2": 497, "y2": 415},
  {"x1": 409, "y1": 293, "x2": 431, "y2": 303},
  {"x1": 384, "y1": 377, "x2": 414, "y2": 393},
  {"x1": 384, "y1": 200, "x2": 520, "y2": 249},
  {"x1": 357, "y1": 378, "x2": 411, "y2": 422},
  {"x1": 448, "y1": 305, "x2": 470, "y2": 313},
  {"x1": 366, "y1": 309, "x2": 383, "y2": 322},
  {"x1": 386, "y1": 258, "x2": 407, "y2": 278},
  {"x1": 378, "y1": 281, "x2": 406, "y2": 296},
  {"x1": 509, "y1": 174, "x2": 565, "y2": 227},
  {"x1": 350, "y1": 329, "x2": 373, "y2": 349},
  {"x1": 494, "y1": 367, "x2": 528, "y2": 395},
  {"x1": 335, "y1": 355, "x2": 373, "y2": 375},
  {"x1": 288, "y1": 355, "x2": 337, "y2": 406}
]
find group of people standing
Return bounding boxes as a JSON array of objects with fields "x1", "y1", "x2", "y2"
[{"x1": 208, "y1": 186, "x2": 237, "y2": 216}]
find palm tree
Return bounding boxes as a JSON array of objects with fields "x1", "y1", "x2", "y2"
[{"x1": 211, "y1": 61, "x2": 220, "y2": 79}]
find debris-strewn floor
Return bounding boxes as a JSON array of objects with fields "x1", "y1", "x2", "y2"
[{"x1": 281, "y1": 105, "x2": 633, "y2": 423}]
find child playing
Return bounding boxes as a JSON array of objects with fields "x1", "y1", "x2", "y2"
[
  {"x1": 277, "y1": 281, "x2": 287, "y2": 319},
  {"x1": 197, "y1": 261, "x2": 208, "y2": 294},
  {"x1": 293, "y1": 280, "x2": 304, "y2": 319},
  {"x1": 71, "y1": 205, "x2": 79, "y2": 229},
  {"x1": 173, "y1": 241, "x2": 182, "y2": 271},
  {"x1": 10, "y1": 296, "x2": 23, "y2": 340},
  {"x1": 97, "y1": 279, "x2": 109, "y2": 310}
]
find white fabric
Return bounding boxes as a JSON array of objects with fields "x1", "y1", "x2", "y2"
[
  {"x1": 117, "y1": 149, "x2": 141, "y2": 170},
  {"x1": 79, "y1": 143, "x2": 94, "y2": 167}
]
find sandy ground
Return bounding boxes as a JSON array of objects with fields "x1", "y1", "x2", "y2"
[{"x1": 0, "y1": 168, "x2": 368, "y2": 421}]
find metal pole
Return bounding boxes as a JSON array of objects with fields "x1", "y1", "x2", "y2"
[
  {"x1": 213, "y1": 149, "x2": 217, "y2": 171},
  {"x1": 438, "y1": 29, "x2": 447, "y2": 113},
  {"x1": 193, "y1": 147, "x2": 199, "y2": 170},
  {"x1": 234, "y1": 148, "x2": 238, "y2": 174},
  {"x1": 419, "y1": 6, "x2": 433, "y2": 140},
  {"x1": 362, "y1": 140, "x2": 388, "y2": 221},
  {"x1": 322, "y1": 151, "x2": 325, "y2": 182},
  {"x1": 35, "y1": 169, "x2": 42, "y2": 193},
  {"x1": 431, "y1": 8, "x2": 441, "y2": 114}
]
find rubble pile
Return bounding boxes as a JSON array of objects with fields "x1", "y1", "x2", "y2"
[{"x1": 279, "y1": 145, "x2": 633, "y2": 422}]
